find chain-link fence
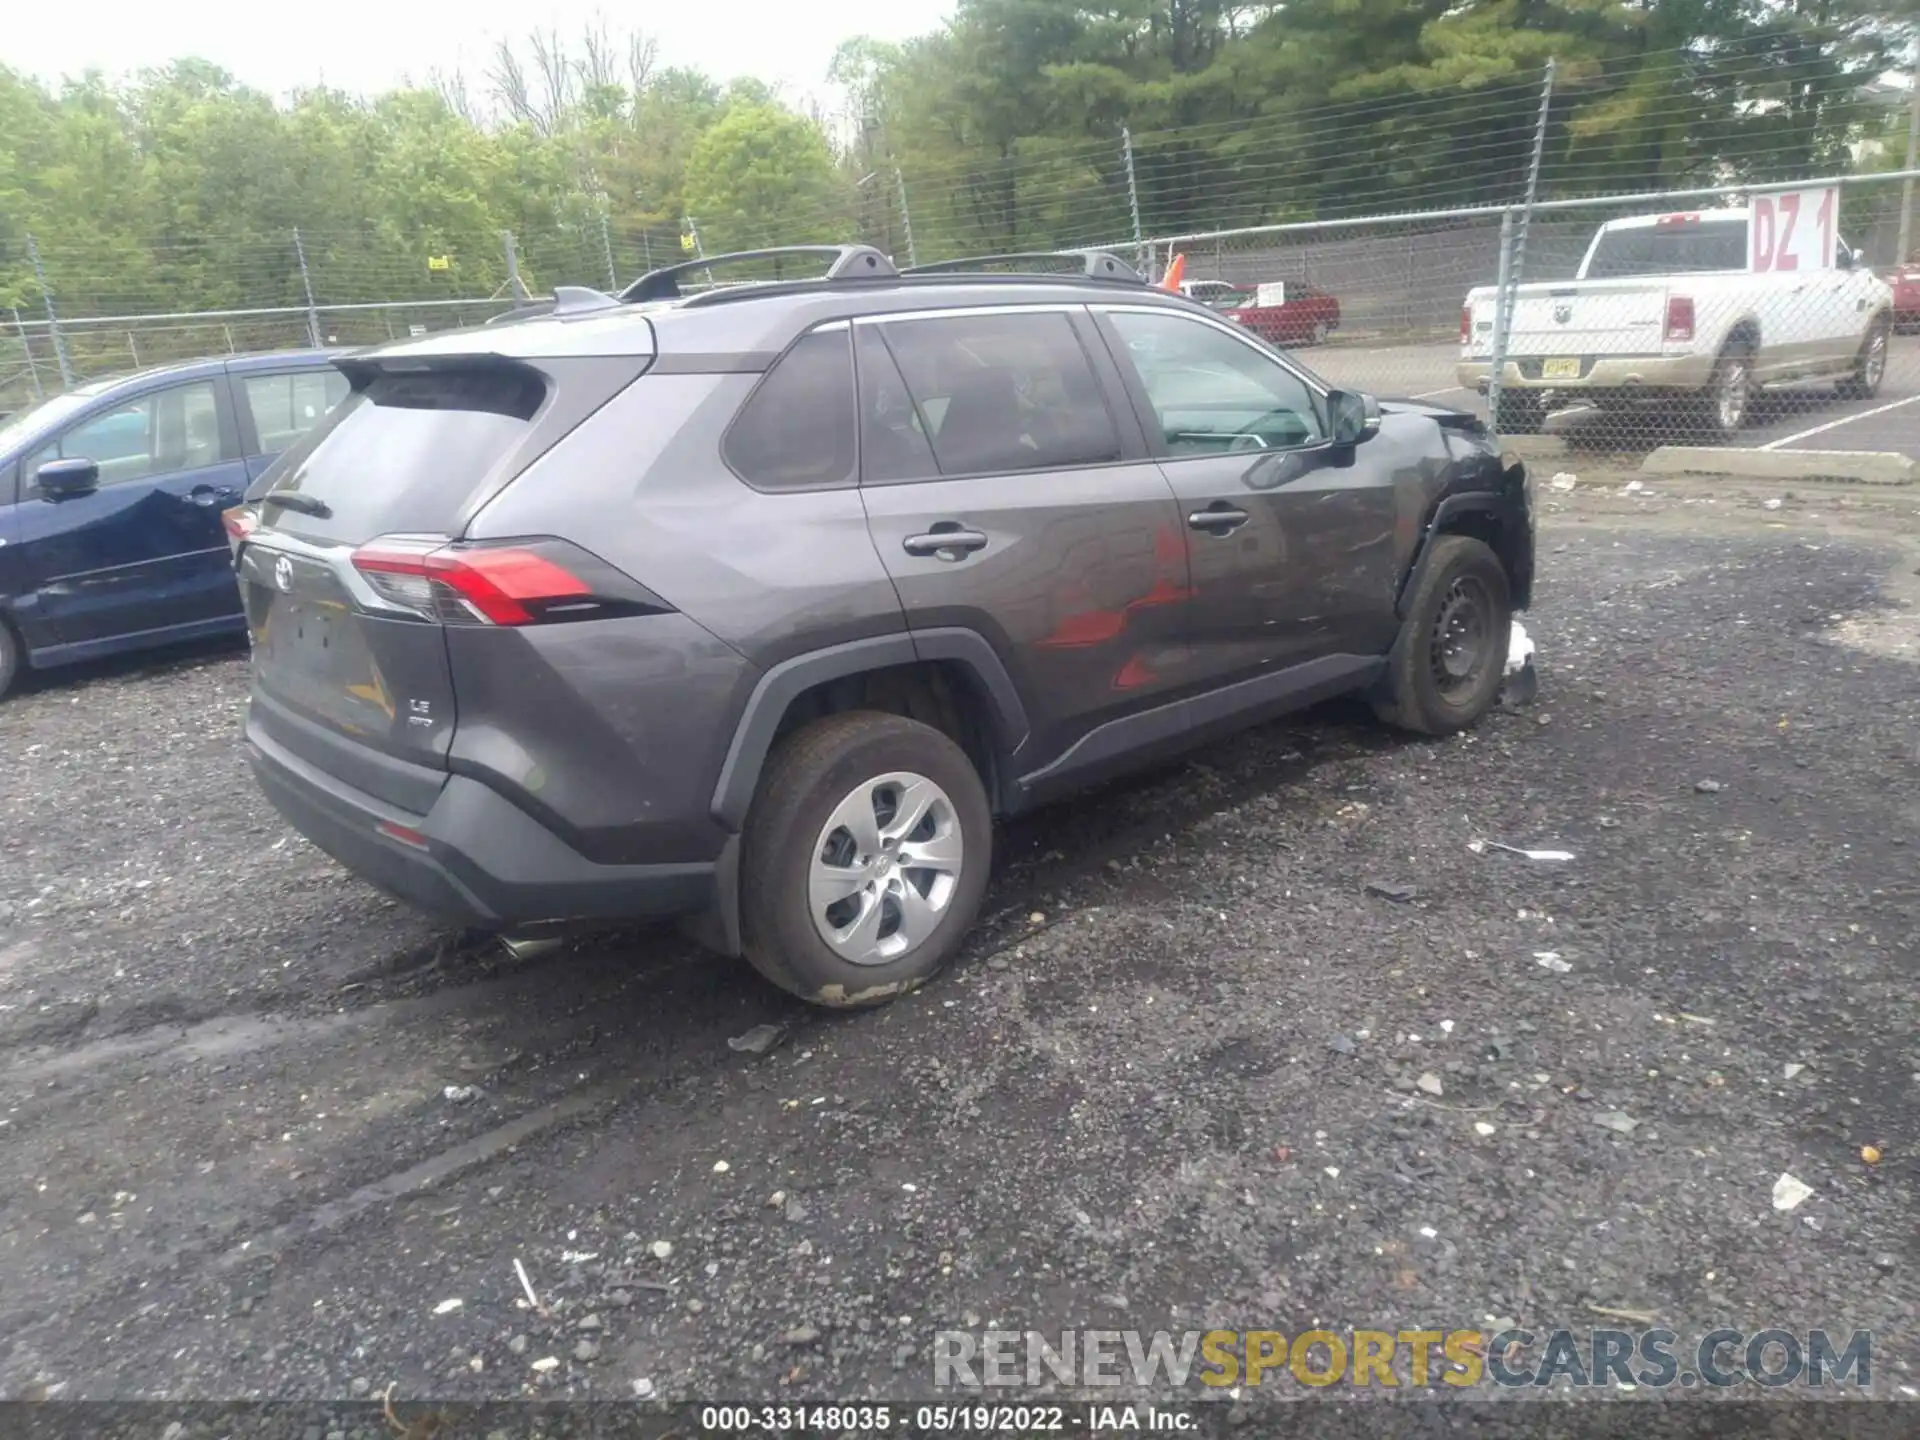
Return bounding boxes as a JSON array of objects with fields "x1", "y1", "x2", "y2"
[
  {"x1": 5, "y1": 50, "x2": 1920, "y2": 465},
  {"x1": 1150, "y1": 169, "x2": 1920, "y2": 463}
]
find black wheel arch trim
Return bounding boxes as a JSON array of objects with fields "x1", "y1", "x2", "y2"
[
  {"x1": 709, "y1": 627, "x2": 1029, "y2": 834},
  {"x1": 1396, "y1": 490, "x2": 1531, "y2": 620}
]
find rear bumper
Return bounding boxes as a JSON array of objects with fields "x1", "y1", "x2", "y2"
[
  {"x1": 246, "y1": 717, "x2": 715, "y2": 929},
  {"x1": 1458, "y1": 352, "x2": 1715, "y2": 393}
]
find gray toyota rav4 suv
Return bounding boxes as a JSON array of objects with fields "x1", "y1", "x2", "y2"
[{"x1": 239, "y1": 246, "x2": 1533, "y2": 1007}]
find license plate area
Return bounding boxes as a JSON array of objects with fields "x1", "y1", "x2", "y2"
[{"x1": 1541, "y1": 357, "x2": 1582, "y2": 380}]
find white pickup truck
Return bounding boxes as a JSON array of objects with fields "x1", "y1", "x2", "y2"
[{"x1": 1458, "y1": 208, "x2": 1894, "y2": 437}]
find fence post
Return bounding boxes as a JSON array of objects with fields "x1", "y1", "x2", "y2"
[
  {"x1": 1487, "y1": 209, "x2": 1518, "y2": 425},
  {"x1": 1899, "y1": 40, "x2": 1919, "y2": 265},
  {"x1": 502, "y1": 231, "x2": 529, "y2": 302},
  {"x1": 26, "y1": 233, "x2": 74, "y2": 388},
  {"x1": 292, "y1": 227, "x2": 322, "y2": 349},
  {"x1": 598, "y1": 205, "x2": 619, "y2": 292},
  {"x1": 12, "y1": 307, "x2": 44, "y2": 400},
  {"x1": 895, "y1": 168, "x2": 919, "y2": 268},
  {"x1": 1122, "y1": 126, "x2": 1145, "y2": 270},
  {"x1": 1487, "y1": 57, "x2": 1556, "y2": 429},
  {"x1": 684, "y1": 216, "x2": 714, "y2": 288}
]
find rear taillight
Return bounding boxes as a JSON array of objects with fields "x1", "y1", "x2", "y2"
[
  {"x1": 223, "y1": 505, "x2": 259, "y2": 542},
  {"x1": 349, "y1": 537, "x2": 668, "y2": 627},
  {"x1": 1461, "y1": 306, "x2": 1473, "y2": 344},
  {"x1": 1665, "y1": 296, "x2": 1695, "y2": 342}
]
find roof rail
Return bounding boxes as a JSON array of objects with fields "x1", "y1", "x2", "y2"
[
  {"x1": 900, "y1": 250, "x2": 1146, "y2": 283},
  {"x1": 619, "y1": 245, "x2": 898, "y2": 303}
]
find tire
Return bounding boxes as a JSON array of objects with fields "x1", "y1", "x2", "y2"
[
  {"x1": 739, "y1": 710, "x2": 992, "y2": 1008},
  {"x1": 0, "y1": 619, "x2": 20, "y2": 701},
  {"x1": 1491, "y1": 390, "x2": 1545, "y2": 435},
  {"x1": 1701, "y1": 341, "x2": 1753, "y2": 439},
  {"x1": 1839, "y1": 315, "x2": 1890, "y2": 401},
  {"x1": 1372, "y1": 535, "x2": 1513, "y2": 737}
]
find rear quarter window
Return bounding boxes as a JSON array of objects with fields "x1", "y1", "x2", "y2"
[{"x1": 722, "y1": 329, "x2": 858, "y2": 491}]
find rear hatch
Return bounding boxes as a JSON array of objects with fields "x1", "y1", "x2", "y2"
[{"x1": 240, "y1": 343, "x2": 650, "y2": 812}]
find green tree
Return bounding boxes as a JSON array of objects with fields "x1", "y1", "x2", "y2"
[{"x1": 683, "y1": 101, "x2": 853, "y2": 251}]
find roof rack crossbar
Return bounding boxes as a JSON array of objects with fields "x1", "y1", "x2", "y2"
[
  {"x1": 900, "y1": 250, "x2": 1145, "y2": 283},
  {"x1": 619, "y1": 245, "x2": 898, "y2": 303}
]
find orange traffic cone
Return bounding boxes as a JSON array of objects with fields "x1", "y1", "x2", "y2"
[{"x1": 1160, "y1": 252, "x2": 1187, "y2": 292}]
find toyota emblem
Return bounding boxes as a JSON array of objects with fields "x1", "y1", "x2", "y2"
[
  {"x1": 274, "y1": 555, "x2": 294, "y2": 594},
  {"x1": 1553, "y1": 304, "x2": 1573, "y2": 324}
]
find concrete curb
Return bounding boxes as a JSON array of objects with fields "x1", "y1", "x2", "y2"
[{"x1": 1640, "y1": 447, "x2": 1917, "y2": 485}]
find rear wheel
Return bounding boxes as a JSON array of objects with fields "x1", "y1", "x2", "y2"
[
  {"x1": 1701, "y1": 342, "x2": 1753, "y2": 439},
  {"x1": 739, "y1": 711, "x2": 991, "y2": 1008},
  {"x1": 1839, "y1": 316, "x2": 1890, "y2": 400},
  {"x1": 1373, "y1": 535, "x2": 1513, "y2": 737},
  {"x1": 1491, "y1": 390, "x2": 1545, "y2": 435}
]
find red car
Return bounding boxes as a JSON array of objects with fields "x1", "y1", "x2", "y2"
[
  {"x1": 1888, "y1": 262, "x2": 1920, "y2": 332},
  {"x1": 1197, "y1": 282, "x2": 1342, "y2": 346}
]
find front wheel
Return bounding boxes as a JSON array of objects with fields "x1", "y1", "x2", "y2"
[
  {"x1": 1372, "y1": 535, "x2": 1514, "y2": 737},
  {"x1": 1839, "y1": 317, "x2": 1890, "y2": 400},
  {"x1": 739, "y1": 711, "x2": 992, "y2": 1008}
]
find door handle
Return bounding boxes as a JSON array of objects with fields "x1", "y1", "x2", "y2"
[
  {"x1": 1188, "y1": 505, "x2": 1250, "y2": 535},
  {"x1": 903, "y1": 526, "x2": 988, "y2": 559},
  {"x1": 190, "y1": 484, "x2": 242, "y2": 507}
]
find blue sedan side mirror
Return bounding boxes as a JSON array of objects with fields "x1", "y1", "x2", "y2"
[{"x1": 36, "y1": 457, "x2": 100, "y2": 500}]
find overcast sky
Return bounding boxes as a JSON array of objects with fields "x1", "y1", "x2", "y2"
[{"x1": 10, "y1": 0, "x2": 956, "y2": 113}]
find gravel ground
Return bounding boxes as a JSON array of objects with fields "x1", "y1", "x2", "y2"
[{"x1": 0, "y1": 471, "x2": 1915, "y2": 1416}]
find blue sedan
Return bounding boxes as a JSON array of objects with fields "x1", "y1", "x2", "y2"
[{"x1": 0, "y1": 351, "x2": 349, "y2": 697}]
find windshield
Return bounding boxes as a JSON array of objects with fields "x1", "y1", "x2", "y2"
[
  {"x1": 1584, "y1": 220, "x2": 1747, "y2": 279},
  {"x1": 0, "y1": 391, "x2": 92, "y2": 458}
]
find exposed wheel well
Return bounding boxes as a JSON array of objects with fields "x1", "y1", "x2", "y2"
[
  {"x1": 1433, "y1": 506, "x2": 1530, "y2": 610},
  {"x1": 769, "y1": 660, "x2": 1004, "y2": 811}
]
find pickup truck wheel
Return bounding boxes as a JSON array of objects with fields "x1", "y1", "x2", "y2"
[
  {"x1": 1839, "y1": 317, "x2": 1890, "y2": 400},
  {"x1": 739, "y1": 711, "x2": 991, "y2": 1008},
  {"x1": 1703, "y1": 345, "x2": 1753, "y2": 438},
  {"x1": 1491, "y1": 390, "x2": 1545, "y2": 435},
  {"x1": 1372, "y1": 535, "x2": 1512, "y2": 737}
]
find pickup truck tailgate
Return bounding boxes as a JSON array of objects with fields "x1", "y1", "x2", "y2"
[{"x1": 1471, "y1": 280, "x2": 1668, "y2": 356}]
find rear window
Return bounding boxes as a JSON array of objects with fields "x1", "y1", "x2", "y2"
[
  {"x1": 249, "y1": 364, "x2": 547, "y2": 540},
  {"x1": 1585, "y1": 221, "x2": 1747, "y2": 279}
]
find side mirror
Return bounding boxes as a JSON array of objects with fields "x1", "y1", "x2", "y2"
[
  {"x1": 1328, "y1": 389, "x2": 1381, "y2": 446},
  {"x1": 36, "y1": 456, "x2": 100, "y2": 499}
]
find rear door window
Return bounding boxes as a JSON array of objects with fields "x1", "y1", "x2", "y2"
[
  {"x1": 875, "y1": 311, "x2": 1121, "y2": 477},
  {"x1": 855, "y1": 325, "x2": 939, "y2": 485}
]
